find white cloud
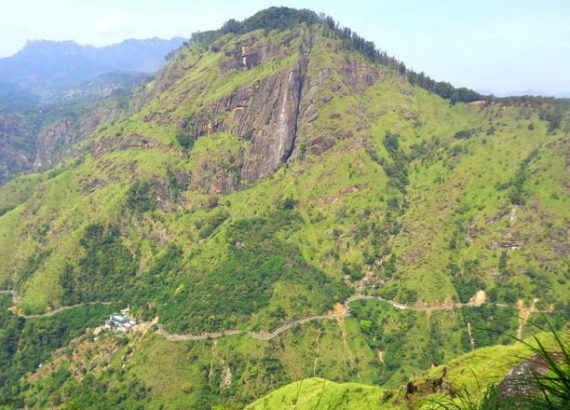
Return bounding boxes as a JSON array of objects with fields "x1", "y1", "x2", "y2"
[{"x1": 95, "y1": 13, "x2": 131, "y2": 34}]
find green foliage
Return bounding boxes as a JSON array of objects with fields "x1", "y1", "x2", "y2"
[
  {"x1": 451, "y1": 259, "x2": 486, "y2": 303},
  {"x1": 460, "y1": 305, "x2": 518, "y2": 348},
  {"x1": 59, "y1": 264, "x2": 75, "y2": 303},
  {"x1": 0, "y1": 10, "x2": 569, "y2": 409},
  {"x1": 245, "y1": 378, "x2": 387, "y2": 410},
  {"x1": 72, "y1": 223, "x2": 138, "y2": 303},
  {"x1": 197, "y1": 209, "x2": 229, "y2": 238},
  {"x1": 429, "y1": 321, "x2": 570, "y2": 410},
  {"x1": 383, "y1": 132, "x2": 400, "y2": 153},
  {"x1": 342, "y1": 262, "x2": 364, "y2": 281},
  {"x1": 166, "y1": 167, "x2": 186, "y2": 200},
  {"x1": 453, "y1": 129, "x2": 479, "y2": 140},
  {"x1": 509, "y1": 150, "x2": 538, "y2": 205},
  {"x1": 133, "y1": 243, "x2": 184, "y2": 321},
  {"x1": 159, "y1": 210, "x2": 350, "y2": 332},
  {"x1": 0, "y1": 295, "x2": 113, "y2": 406},
  {"x1": 429, "y1": 383, "x2": 503, "y2": 410},
  {"x1": 495, "y1": 149, "x2": 540, "y2": 206},
  {"x1": 540, "y1": 110, "x2": 562, "y2": 133},
  {"x1": 18, "y1": 249, "x2": 52, "y2": 284},
  {"x1": 194, "y1": 6, "x2": 482, "y2": 103},
  {"x1": 281, "y1": 196, "x2": 298, "y2": 210},
  {"x1": 0, "y1": 205, "x2": 14, "y2": 217},
  {"x1": 521, "y1": 320, "x2": 570, "y2": 409},
  {"x1": 384, "y1": 254, "x2": 397, "y2": 277},
  {"x1": 382, "y1": 131, "x2": 409, "y2": 194},
  {"x1": 126, "y1": 181, "x2": 157, "y2": 213},
  {"x1": 176, "y1": 134, "x2": 195, "y2": 152},
  {"x1": 55, "y1": 373, "x2": 150, "y2": 410},
  {"x1": 498, "y1": 251, "x2": 509, "y2": 276},
  {"x1": 192, "y1": 7, "x2": 320, "y2": 43}
]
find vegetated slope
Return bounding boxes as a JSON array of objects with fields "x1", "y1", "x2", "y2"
[
  {"x1": 18, "y1": 300, "x2": 569, "y2": 409},
  {"x1": 0, "y1": 93, "x2": 132, "y2": 186},
  {"x1": 244, "y1": 378, "x2": 386, "y2": 409},
  {"x1": 0, "y1": 38, "x2": 182, "y2": 185},
  {"x1": 0, "y1": 294, "x2": 116, "y2": 407},
  {"x1": 0, "y1": 37, "x2": 184, "y2": 106},
  {"x1": 1, "y1": 15, "x2": 567, "y2": 320},
  {"x1": 0, "y1": 7, "x2": 568, "y2": 409},
  {"x1": 245, "y1": 329, "x2": 568, "y2": 410}
]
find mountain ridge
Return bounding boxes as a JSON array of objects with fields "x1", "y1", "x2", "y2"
[
  {"x1": 0, "y1": 36, "x2": 185, "y2": 106},
  {"x1": 0, "y1": 37, "x2": 184, "y2": 186},
  {"x1": 0, "y1": 7, "x2": 568, "y2": 409},
  {"x1": 2, "y1": 7, "x2": 568, "y2": 335}
]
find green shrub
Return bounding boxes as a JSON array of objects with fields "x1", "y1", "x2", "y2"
[
  {"x1": 176, "y1": 134, "x2": 195, "y2": 151},
  {"x1": 126, "y1": 181, "x2": 157, "y2": 213}
]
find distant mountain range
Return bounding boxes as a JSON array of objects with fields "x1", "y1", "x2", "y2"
[
  {"x1": 0, "y1": 37, "x2": 185, "y2": 107},
  {"x1": 477, "y1": 88, "x2": 570, "y2": 99}
]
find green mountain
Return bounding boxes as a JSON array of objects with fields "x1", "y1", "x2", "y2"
[{"x1": 0, "y1": 7, "x2": 568, "y2": 409}]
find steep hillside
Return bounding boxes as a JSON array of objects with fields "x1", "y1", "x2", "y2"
[
  {"x1": 0, "y1": 7, "x2": 568, "y2": 409},
  {"x1": 0, "y1": 94, "x2": 131, "y2": 186},
  {"x1": 245, "y1": 329, "x2": 569, "y2": 409},
  {"x1": 0, "y1": 38, "x2": 182, "y2": 185}
]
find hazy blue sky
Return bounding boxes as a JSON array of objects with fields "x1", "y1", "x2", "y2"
[{"x1": 2, "y1": 0, "x2": 569, "y2": 95}]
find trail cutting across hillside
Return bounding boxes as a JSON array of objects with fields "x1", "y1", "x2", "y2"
[
  {"x1": 21, "y1": 302, "x2": 114, "y2": 319},
  {"x1": 0, "y1": 289, "x2": 549, "y2": 342},
  {"x1": 0, "y1": 290, "x2": 112, "y2": 319},
  {"x1": 155, "y1": 313, "x2": 349, "y2": 342},
  {"x1": 152, "y1": 295, "x2": 547, "y2": 342}
]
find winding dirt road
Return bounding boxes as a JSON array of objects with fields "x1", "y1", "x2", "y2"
[
  {"x1": 0, "y1": 289, "x2": 547, "y2": 342},
  {"x1": 152, "y1": 295, "x2": 533, "y2": 342},
  {"x1": 21, "y1": 302, "x2": 114, "y2": 319},
  {"x1": 0, "y1": 290, "x2": 112, "y2": 319},
  {"x1": 155, "y1": 313, "x2": 349, "y2": 342}
]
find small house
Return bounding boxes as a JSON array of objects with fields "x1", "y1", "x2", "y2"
[{"x1": 109, "y1": 313, "x2": 135, "y2": 330}]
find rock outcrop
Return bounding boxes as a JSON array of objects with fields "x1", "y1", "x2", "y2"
[
  {"x1": 0, "y1": 117, "x2": 36, "y2": 184},
  {"x1": 496, "y1": 354, "x2": 561, "y2": 405}
]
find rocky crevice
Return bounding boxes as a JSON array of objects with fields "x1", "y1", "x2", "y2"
[
  {"x1": 240, "y1": 53, "x2": 308, "y2": 182},
  {"x1": 283, "y1": 54, "x2": 308, "y2": 164}
]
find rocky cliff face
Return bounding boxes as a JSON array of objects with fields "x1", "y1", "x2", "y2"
[
  {"x1": 33, "y1": 118, "x2": 78, "y2": 169},
  {"x1": 191, "y1": 55, "x2": 307, "y2": 184},
  {"x1": 0, "y1": 117, "x2": 36, "y2": 184},
  {"x1": 0, "y1": 99, "x2": 128, "y2": 186},
  {"x1": 33, "y1": 104, "x2": 123, "y2": 170},
  {"x1": 133, "y1": 27, "x2": 383, "y2": 194},
  {"x1": 241, "y1": 60, "x2": 304, "y2": 182}
]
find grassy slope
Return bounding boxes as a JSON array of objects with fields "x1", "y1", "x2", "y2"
[
  {"x1": 0, "y1": 24, "x2": 566, "y2": 314},
  {"x1": 20, "y1": 299, "x2": 566, "y2": 409},
  {"x1": 245, "y1": 378, "x2": 386, "y2": 410},
  {"x1": 246, "y1": 330, "x2": 567, "y2": 410},
  {"x1": 0, "y1": 22, "x2": 568, "y2": 409}
]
